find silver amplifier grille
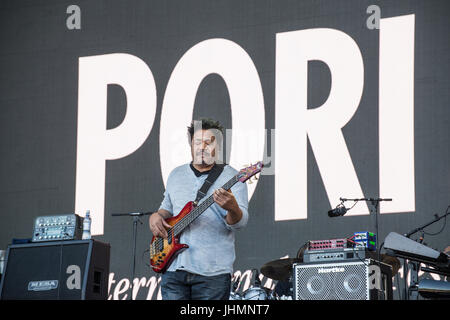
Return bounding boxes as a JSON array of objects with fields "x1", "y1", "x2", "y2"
[{"x1": 293, "y1": 260, "x2": 370, "y2": 300}]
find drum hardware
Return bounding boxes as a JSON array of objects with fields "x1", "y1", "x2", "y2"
[
  {"x1": 229, "y1": 269, "x2": 277, "y2": 300},
  {"x1": 242, "y1": 268, "x2": 270, "y2": 300},
  {"x1": 416, "y1": 279, "x2": 450, "y2": 299},
  {"x1": 273, "y1": 276, "x2": 293, "y2": 300},
  {"x1": 260, "y1": 257, "x2": 302, "y2": 281},
  {"x1": 242, "y1": 286, "x2": 269, "y2": 300},
  {"x1": 369, "y1": 253, "x2": 401, "y2": 275},
  {"x1": 229, "y1": 291, "x2": 242, "y2": 300},
  {"x1": 229, "y1": 274, "x2": 242, "y2": 300}
]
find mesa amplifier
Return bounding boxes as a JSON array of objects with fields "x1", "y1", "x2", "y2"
[
  {"x1": 32, "y1": 214, "x2": 83, "y2": 242},
  {"x1": 293, "y1": 259, "x2": 393, "y2": 300},
  {"x1": 0, "y1": 239, "x2": 110, "y2": 300}
]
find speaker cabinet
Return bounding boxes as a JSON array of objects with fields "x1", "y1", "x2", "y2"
[
  {"x1": 293, "y1": 259, "x2": 393, "y2": 300},
  {"x1": 0, "y1": 239, "x2": 110, "y2": 300}
]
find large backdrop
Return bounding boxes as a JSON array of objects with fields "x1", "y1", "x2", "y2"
[{"x1": 1, "y1": 0, "x2": 449, "y2": 300}]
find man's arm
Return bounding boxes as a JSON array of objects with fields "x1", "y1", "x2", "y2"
[
  {"x1": 226, "y1": 206, "x2": 243, "y2": 226},
  {"x1": 156, "y1": 209, "x2": 172, "y2": 219},
  {"x1": 213, "y1": 188, "x2": 244, "y2": 226},
  {"x1": 149, "y1": 209, "x2": 172, "y2": 238}
]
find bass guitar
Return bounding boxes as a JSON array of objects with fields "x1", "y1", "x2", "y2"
[{"x1": 149, "y1": 162, "x2": 263, "y2": 273}]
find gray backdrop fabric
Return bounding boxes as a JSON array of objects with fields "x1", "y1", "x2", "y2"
[{"x1": 0, "y1": 0, "x2": 449, "y2": 299}]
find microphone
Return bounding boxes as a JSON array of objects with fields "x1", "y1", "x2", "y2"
[
  {"x1": 129, "y1": 212, "x2": 153, "y2": 216},
  {"x1": 328, "y1": 205, "x2": 348, "y2": 217},
  {"x1": 111, "y1": 211, "x2": 154, "y2": 217}
]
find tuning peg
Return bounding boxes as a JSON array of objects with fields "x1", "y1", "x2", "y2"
[
  {"x1": 248, "y1": 179, "x2": 253, "y2": 184},
  {"x1": 253, "y1": 175, "x2": 259, "y2": 180}
]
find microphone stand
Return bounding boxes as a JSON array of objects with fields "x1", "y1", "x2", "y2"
[
  {"x1": 111, "y1": 211, "x2": 153, "y2": 299},
  {"x1": 340, "y1": 197, "x2": 392, "y2": 263},
  {"x1": 340, "y1": 197, "x2": 392, "y2": 299},
  {"x1": 404, "y1": 211, "x2": 450, "y2": 238}
]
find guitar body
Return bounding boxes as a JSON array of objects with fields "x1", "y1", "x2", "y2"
[{"x1": 149, "y1": 201, "x2": 193, "y2": 273}]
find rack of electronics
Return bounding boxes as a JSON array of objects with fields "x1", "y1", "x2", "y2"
[
  {"x1": 293, "y1": 232, "x2": 395, "y2": 300},
  {"x1": 302, "y1": 232, "x2": 377, "y2": 263}
]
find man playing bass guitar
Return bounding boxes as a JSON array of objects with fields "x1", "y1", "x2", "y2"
[{"x1": 149, "y1": 118, "x2": 249, "y2": 300}]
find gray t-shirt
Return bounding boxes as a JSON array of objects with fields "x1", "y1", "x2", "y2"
[{"x1": 158, "y1": 163, "x2": 249, "y2": 276}]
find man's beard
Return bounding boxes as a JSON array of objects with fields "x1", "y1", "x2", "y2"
[{"x1": 193, "y1": 150, "x2": 215, "y2": 166}]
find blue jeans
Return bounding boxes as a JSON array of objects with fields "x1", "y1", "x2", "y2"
[{"x1": 161, "y1": 270, "x2": 231, "y2": 300}]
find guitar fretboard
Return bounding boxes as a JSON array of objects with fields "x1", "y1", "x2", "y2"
[{"x1": 172, "y1": 174, "x2": 240, "y2": 236}]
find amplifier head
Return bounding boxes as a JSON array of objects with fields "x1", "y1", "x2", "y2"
[{"x1": 32, "y1": 214, "x2": 83, "y2": 242}]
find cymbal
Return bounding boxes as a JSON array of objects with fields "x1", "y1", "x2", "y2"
[
  {"x1": 261, "y1": 258, "x2": 302, "y2": 281},
  {"x1": 380, "y1": 254, "x2": 401, "y2": 274},
  {"x1": 368, "y1": 252, "x2": 401, "y2": 274}
]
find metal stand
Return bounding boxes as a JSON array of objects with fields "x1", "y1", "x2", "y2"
[
  {"x1": 111, "y1": 211, "x2": 152, "y2": 299},
  {"x1": 369, "y1": 198, "x2": 382, "y2": 262},
  {"x1": 340, "y1": 197, "x2": 392, "y2": 260},
  {"x1": 401, "y1": 210, "x2": 450, "y2": 300},
  {"x1": 339, "y1": 197, "x2": 392, "y2": 300}
]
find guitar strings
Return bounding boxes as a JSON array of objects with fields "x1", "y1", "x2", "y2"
[
  {"x1": 151, "y1": 175, "x2": 241, "y2": 257},
  {"x1": 151, "y1": 198, "x2": 211, "y2": 254},
  {"x1": 166, "y1": 175, "x2": 238, "y2": 237}
]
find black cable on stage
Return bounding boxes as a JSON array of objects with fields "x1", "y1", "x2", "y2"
[{"x1": 422, "y1": 205, "x2": 449, "y2": 236}]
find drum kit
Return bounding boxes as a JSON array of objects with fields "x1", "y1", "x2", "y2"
[
  {"x1": 229, "y1": 258, "x2": 301, "y2": 300},
  {"x1": 231, "y1": 209, "x2": 450, "y2": 300},
  {"x1": 230, "y1": 252, "x2": 401, "y2": 300},
  {"x1": 230, "y1": 286, "x2": 276, "y2": 300}
]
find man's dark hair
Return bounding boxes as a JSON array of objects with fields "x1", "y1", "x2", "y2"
[{"x1": 187, "y1": 118, "x2": 224, "y2": 144}]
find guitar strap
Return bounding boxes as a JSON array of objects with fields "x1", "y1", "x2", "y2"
[{"x1": 194, "y1": 163, "x2": 225, "y2": 206}]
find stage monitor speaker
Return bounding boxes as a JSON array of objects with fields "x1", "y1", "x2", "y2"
[
  {"x1": 293, "y1": 259, "x2": 393, "y2": 300},
  {"x1": 0, "y1": 239, "x2": 110, "y2": 300}
]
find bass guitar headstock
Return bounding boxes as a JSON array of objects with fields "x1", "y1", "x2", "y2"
[{"x1": 238, "y1": 161, "x2": 264, "y2": 183}]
